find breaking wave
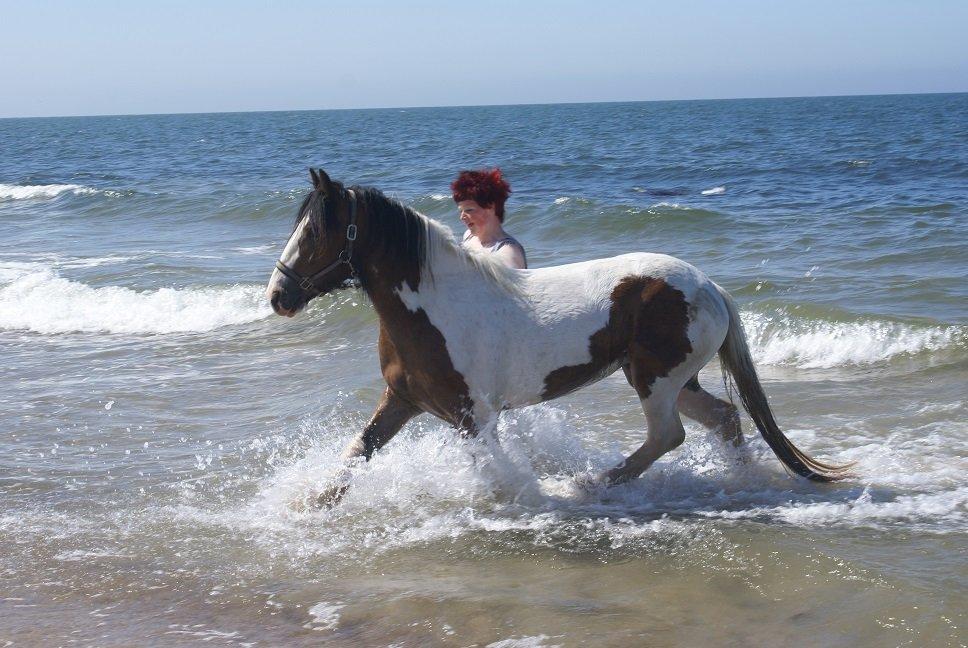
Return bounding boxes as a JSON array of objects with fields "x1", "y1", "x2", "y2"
[
  {"x1": 0, "y1": 183, "x2": 100, "y2": 201},
  {"x1": 741, "y1": 311, "x2": 964, "y2": 368},
  {"x1": 0, "y1": 265, "x2": 270, "y2": 334}
]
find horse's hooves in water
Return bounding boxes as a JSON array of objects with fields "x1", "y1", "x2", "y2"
[
  {"x1": 285, "y1": 483, "x2": 349, "y2": 512},
  {"x1": 314, "y1": 483, "x2": 349, "y2": 509},
  {"x1": 573, "y1": 471, "x2": 611, "y2": 493}
]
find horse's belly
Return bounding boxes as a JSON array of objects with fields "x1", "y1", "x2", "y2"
[{"x1": 461, "y1": 305, "x2": 615, "y2": 413}]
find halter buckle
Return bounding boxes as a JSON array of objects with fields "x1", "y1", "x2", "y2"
[
  {"x1": 298, "y1": 276, "x2": 316, "y2": 292},
  {"x1": 346, "y1": 223, "x2": 358, "y2": 241}
]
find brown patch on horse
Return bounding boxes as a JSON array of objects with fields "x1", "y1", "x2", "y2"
[
  {"x1": 320, "y1": 186, "x2": 474, "y2": 430},
  {"x1": 542, "y1": 277, "x2": 693, "y2": 400},
  {"x1": 366, "y1": 273, "x2": 475, "y2": 430}
]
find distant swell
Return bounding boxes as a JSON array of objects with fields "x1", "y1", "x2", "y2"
[
  {"x1": 742, "y1": 311, "x2": 964, "y2": 368},
  {"x1": 0, "y1": 268, "x2": 271, "y2": 334},
  {"x1": 0, "y1": 183, "x2": 99, "y2": 201}
]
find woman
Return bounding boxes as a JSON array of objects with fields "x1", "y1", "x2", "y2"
[{"x1": 451, "y1": 168, "x2": 527, "y2": 269}]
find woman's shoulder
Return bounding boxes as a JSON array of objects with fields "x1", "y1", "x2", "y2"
[
  {"x1": 493, "y1": 234, "x2": 527, "y2": 269},
  {"x1": 493, "y1": 234, "x2": 524, "y2": 251}
]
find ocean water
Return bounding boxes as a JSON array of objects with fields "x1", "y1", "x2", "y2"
[{"x1": 1, "y1": 94, "x2": 966, "y2": 646}]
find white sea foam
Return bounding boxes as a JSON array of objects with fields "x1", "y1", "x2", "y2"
[
  {"x1": 487, "y1": 635, "x2": 562, "y2": 648},
  {"x1": 742, "y1": 311, "x2": 963, "y2": 368},
  {"x1": 0, "y1": 254, "x2": 133, "y2": 276},
  {"x1": 704, "y1": 486, "x2": 968, "y2": 530},
  {"x1": 304, "y1": 602, "x2": 344, "y2": 630},
  {"x1": 232, "y1": 245, "x2": 277, "y2": 255},
  {"x1": 55, "y1": 255, "x2": 135, "y2": 269},
  {"x1": 0, "y1": 265, "x2": 271, "y2": 334},
  {"x1": 701, "y1": 186, "x2": 726, "y2": 195},
  {"x1": 0, "y1": 183, "x2": 98, "y2": 200}
]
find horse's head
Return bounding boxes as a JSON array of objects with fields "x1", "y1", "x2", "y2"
[{"x1": 265, "y1": 168, "x2": 360, "y2": 316}]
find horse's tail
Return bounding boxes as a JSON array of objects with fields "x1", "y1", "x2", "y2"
[{"x1": 714, "y1": 284, "x2": 852, "y2": 481}]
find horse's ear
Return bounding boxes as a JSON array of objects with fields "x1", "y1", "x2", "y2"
[
  {"x1": 314, "y1": 168, "x2": 334, "y2": 195},
  {"x1": 309, "y1": 168, "x2": 320, "y2": 188}
]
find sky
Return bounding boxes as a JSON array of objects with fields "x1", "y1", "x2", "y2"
[{"x1": 1, "y1": 0, "x2": 966, "y2": 118}]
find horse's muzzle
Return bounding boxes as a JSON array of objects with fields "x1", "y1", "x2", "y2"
[
  {"x1": 269, "y1": 289, "x2": 298, "y2": 317},
  {"x1": 266, "y1": 270, "x2": 305, "y2": 317}
]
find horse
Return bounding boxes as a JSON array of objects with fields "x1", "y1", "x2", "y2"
[{"x1": 265, "y1": 169, "x2": 850, "y2": 505}]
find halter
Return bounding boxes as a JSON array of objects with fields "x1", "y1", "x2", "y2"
[{"x1": 274, "y1": 189, "x2": 359, "y2": 296}]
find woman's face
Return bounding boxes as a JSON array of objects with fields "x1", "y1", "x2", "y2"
[{"x1": 457, "y1": 200, "x2": 497, "y2": 235}]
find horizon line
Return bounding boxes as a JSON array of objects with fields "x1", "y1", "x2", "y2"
[{"x1": 3, "y1": 89, "x2": 966, "y2": 121}]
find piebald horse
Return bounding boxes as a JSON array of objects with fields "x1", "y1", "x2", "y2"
[{"x1": 266, "y1": 170, "x2": 849, "y2": 504}]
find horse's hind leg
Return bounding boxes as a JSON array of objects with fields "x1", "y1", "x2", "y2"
[
  {"x1": 603, "y1": 372, "x2": 686, "y2": 486},
  {"x1": 677, "y1": 376, "x2": 743, "y2": 446}
]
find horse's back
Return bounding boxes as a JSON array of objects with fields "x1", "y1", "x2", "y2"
[{"x1": 523, "y1": 252, "x2": 717, "y2": 309}]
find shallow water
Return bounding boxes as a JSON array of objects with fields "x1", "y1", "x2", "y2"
[{"x1": 1, "y1": 95, "x2": 966, "y2": 646}]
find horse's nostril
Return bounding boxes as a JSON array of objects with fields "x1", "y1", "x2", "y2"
[{"x1": 270, "y1": 290, "x2": 281, "y2": 308}]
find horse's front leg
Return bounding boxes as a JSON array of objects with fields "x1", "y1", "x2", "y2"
[
  {"x1": 315, "y1": 387, "x2": 420, "y2": 507},
  {"x1": 341, "y1": 387, "x2": 422, "y2": 460}
]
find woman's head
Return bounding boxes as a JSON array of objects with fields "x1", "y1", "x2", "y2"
[{"x1": 451, "y1": 168, "x2": 511, "y2": 222}]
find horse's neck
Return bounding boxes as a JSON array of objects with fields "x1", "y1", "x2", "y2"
[{"x1": 364, "y1": 237, "x2": 513, "y2": 328}]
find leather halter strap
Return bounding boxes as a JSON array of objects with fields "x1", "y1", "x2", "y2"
[{"x1": 274, "y1": 189, "x2": 358, "y2": 296}]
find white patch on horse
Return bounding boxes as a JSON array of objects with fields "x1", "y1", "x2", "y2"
[{"x1": 266, "y1": 214, "x2": 310, "y2": 294}]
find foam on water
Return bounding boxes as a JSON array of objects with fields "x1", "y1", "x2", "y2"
[
  {"x1": 304, "y1": 602, "x2": 344, "y2": 630},
  {"x1": 0, "y1": 183, "x2": 98, "y2": 200},
  {"x1": 167, "y1": 400, "x2": 965, "y2": 568},
  {"x1": 232, "y1": 245, "x2": 277, "y2": 255},
  {"x1": 708, "y1": 486, "x2": 968, "y2": 529},
  {"x1": 742, "y1": 311, "x2": 964, "y2": 368},
  {"x1": 0, "y1": 255, "x2": 135, "y2": 279},
  {"x1": 701, "y1": 185, "x2": 726, "y2": 195},
  {"x1": 0, "y1": 264, "x2": 271, "y2": 334},
  {"x1": 487, "y1": 635, "x2": 562, "y2": 648}
]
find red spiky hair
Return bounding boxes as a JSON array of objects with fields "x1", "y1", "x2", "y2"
[{"x1": 451, "y1": 168, "x2": 512, "y2": 222}]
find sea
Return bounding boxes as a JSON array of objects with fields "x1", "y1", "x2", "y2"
[{"x1": 1, "y1": 94, "x2": 965, "y2": 647}]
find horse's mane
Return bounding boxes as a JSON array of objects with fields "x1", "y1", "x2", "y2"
[{"x1": 350, "y1": 186, "x2": 523, "y2": 296}]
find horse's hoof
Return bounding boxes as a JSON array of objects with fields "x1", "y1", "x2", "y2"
[
  {"x1": 314, "y1": 483, "x2": 349, "y2": 509},
  {"x1": 573, "y1": 471, "x2": 608, "y2": 492}
]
